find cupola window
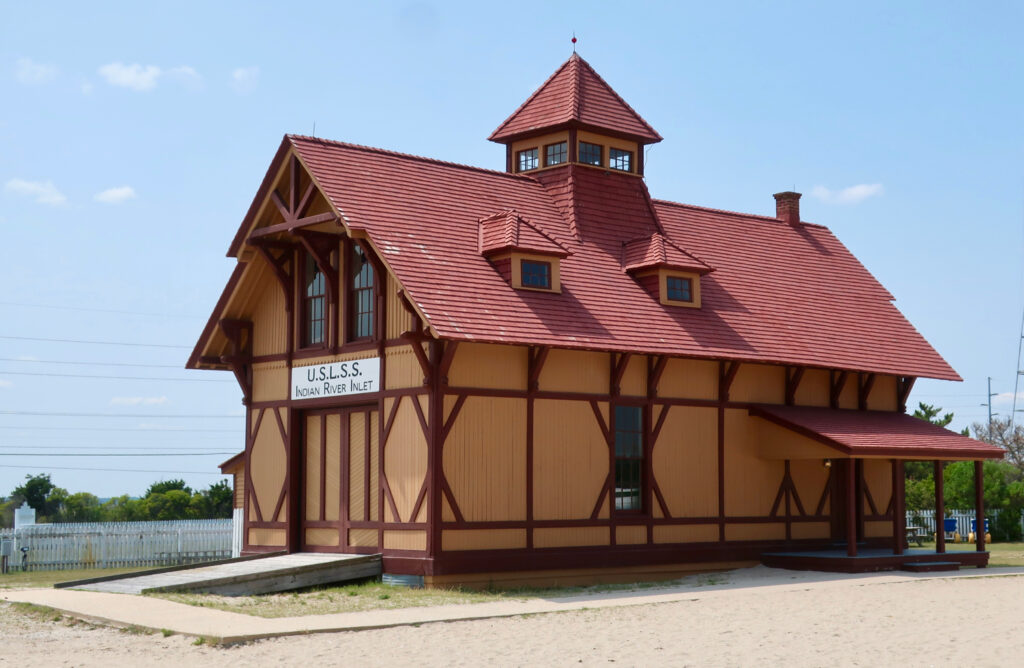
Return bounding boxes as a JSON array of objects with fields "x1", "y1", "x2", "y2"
[
  {"x1": 609, "y1": 148, "x2": 633, "y2": 172},
  {"x1": 517, "y1": 148, "x2": 539, "y2": 172},
  {"x1": 666, "y1": 276, "x2": 693, "y2": 303},
  {"x1": 579, "y1": 141, "x2": 602, "y2": 166},
  {"x1": 545, "y1": 141, "x2": 567, "y2": 166}
]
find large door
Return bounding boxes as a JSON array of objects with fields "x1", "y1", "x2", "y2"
[{"x1": 301, "y1": 406, "x2": 379, "y2": 551}]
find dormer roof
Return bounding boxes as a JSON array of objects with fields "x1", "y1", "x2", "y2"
[
  {"x1": 479, "y1": 209, "x2": 570, "y2": 258},
  {"x1": 489, "y1": 53, "x2": 662, "y2": 144},
  {"x1": 622, "y1": 232, "x2": 713, "y2": 275}
]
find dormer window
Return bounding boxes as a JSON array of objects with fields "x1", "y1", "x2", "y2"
[
  {"x1": 666, "y1": 275, "x2": 693, "y2": 303},
  {"x1": 517, "y1": 148, "x2": 539, "y2": 172},
  {"x1": 545, "y1": 142, "x2": 567, "y2": 166},
  {"x1": 610, "y1": 148, "x2": 633, "y2": 172},
  {"x1": 579, "y1": 141, "x2": 602, "y2": 166},
  {"x1": 520, "y1": 260, "x2": 551, "y2": 289}
]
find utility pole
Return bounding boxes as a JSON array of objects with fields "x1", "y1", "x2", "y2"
[{"x1": 981, "y1": 376, "x2": 997, "y2": 427}]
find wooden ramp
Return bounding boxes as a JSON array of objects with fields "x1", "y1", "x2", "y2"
[{"x1": 58, "y1": 553, "x2": 381, "y2": 596}]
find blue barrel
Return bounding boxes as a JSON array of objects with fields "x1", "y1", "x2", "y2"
[
  {"x1": 943, "y1": 518, "x2": 958, "y2": 532},
  {"x1": 970, "y1": 518, "x2": 990, "y2": 533}
]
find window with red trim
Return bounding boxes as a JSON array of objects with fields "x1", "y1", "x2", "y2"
[{"x1": 302, "y1": 253, "x2": 326, "y2": 347}]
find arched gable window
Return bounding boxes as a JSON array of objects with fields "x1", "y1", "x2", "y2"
[
  {"x1": 349, "y1": 243, "x2": 375, "y2": 341},
  {"x1": 302, "y1": 252, "x2": 326, "y2": 347}
]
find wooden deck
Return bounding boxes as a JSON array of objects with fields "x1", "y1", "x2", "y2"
[
  {"x1": 57, "y1": 552, "x2": 381, "y2": 596},
  {"x1": 761, "y1": 548, "x2": 989, "y2": 573}
]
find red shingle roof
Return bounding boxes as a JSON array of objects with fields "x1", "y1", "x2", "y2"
[
  {"x1": 622, "y1": 232, "x2": 712, "y2": 274},
  {"x1": 289, "y1": 135, "x2": 960, "y2": 381},
  {"x1": 479, "y1": 209, "x2": 570, "y2": 257},
  {"x1": 489, "y1": 54, "x2": 662, "y2": 144},
  {"x1": 750, "y1": 406, "x2": 1004, "y2": 459}
]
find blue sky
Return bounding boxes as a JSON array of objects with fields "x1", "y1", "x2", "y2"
[{"x1": 1, "y1": 1, "x2": 1022, "y2": 497}]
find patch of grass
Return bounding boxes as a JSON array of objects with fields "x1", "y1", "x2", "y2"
[
  {"x1": 0, "y1": 566, "x2": 149, "y2": 589},
  {"x1": 161, "y1": 628, "x2": 175, "y2": 637},
  {"x1": 192, "y1": 636, "x2": 206, "y2": 646},
  {"x1": 121, "y1": 625, "x2": 154, "y2": 636},
  {"x1": 936, "y1": 541, "x2": 1024, "y2": 567},
  {"x1": 7, "y1": 601, "x2": 60, "y2": 621}
]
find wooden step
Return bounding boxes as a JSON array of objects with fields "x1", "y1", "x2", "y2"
[{"x1": 901, "y1": 561, "x2": 960, "y2": 573}]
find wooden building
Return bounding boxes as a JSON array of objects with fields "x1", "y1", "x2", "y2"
[{"x1": 189, "y1": 54, "x2": 1003, "y2": 585}]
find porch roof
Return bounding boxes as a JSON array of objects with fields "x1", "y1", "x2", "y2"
[{"x1": 749, "y1": 406, "x2": 1005, "y2": 460}]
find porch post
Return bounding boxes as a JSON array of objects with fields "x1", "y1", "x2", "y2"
[
  {"x1": 975, "y1": 460, "x2": 986, "y2": 554},
  {"x1": 892, "y1": 459, "x2": 905, "y2": 555},
  {"x1": 846, "y1": 459, "x2": 857, "y2": 557},
  {"x1": 934, "y1": 460, "x2": 945, "y2": 554}
]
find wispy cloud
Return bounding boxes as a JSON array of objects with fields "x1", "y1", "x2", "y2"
[
  {"x1": 111, "y1": 396, "x2": 168, "y2": 406},
  {"x1": 230, "y1": 66, "x2": 259, "y2": 94},
  {"x1": 15, "y1": 57, "x2": 57, "y2": 85},
  {"x1": 4, "y1": 178, "x2": 67, "y2": 206},
  {"x1": 167, "y1": 65, "x2": 203, "y2": 90},
  {"x1": 94, "y1": 186, "x2": 136, "y2": 204},
  {"x1": 810, "y1": 183, "x2": 884, "y2": 205},
  {"x1": 0, "y1": 379, "x2": 13, "y2": 388},
  {"x1": 994, "y1": 391, "x2": 1024, "y2": 405},
  {"x1": 98, "y1": 62, "x2": 162, "y2": 91},
  {"x1": 15, "y1": 355, "x2": 38, "y2": 361}
]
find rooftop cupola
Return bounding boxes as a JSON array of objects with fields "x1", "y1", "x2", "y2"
[{"x1": 490, "y1": 53, "x2": 662, "y2": 177}]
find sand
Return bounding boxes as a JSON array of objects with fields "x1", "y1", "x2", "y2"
[{"x1": 3, "y1": 570, "x2": 1023, "y2": 667}]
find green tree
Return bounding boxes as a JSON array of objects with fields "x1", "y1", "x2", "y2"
[
  {"x1": 145, "y1": 479, "x2": 193, "y2": 498},
  {"x1": 58, "y1": 492, "x2": 103, "y2": 523},
  {"x1": 100, "y1": 495, "x2": 145, "y2": 522},
  {"x1": 141, "y1": 490, "x2": 192, "y2": 520},
  {"x1": 11, "y1": 473, "x2": 69, "y2": 521},
  {"x1": 202, "y1": 480, "x2": 234, "y2": 519}
]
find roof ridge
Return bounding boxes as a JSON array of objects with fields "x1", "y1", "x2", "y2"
[
  {"x1": 287, "y1": 134, "x2": 535, "y2": 182},
  {"x1": 573, "y1": 55, "x2": 662, "y2": 141},
  {"x1": 651, "y1": 197, "x2": 826, "y2": 228},
  {"x1": 519, "y1": 214, "x2": 570, "y2": 253},
  {"x1": 487, "y1": 58, "x2": 575, "y2": 141}
]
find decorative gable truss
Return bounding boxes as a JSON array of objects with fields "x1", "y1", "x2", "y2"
[
  {"x1": 479, "y1": 209, "x2": 571, "y2": 293},
  {"x1": 622, "y1": 232, "x2": 713, "y2": 308}
]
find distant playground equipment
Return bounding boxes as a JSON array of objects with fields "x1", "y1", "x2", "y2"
[
  {"x1": 968, "y1": 518, "x2": 992, "y2": 545},
  {"x1": 935, "y1": 518, "x2": 962, "y2": 544}
]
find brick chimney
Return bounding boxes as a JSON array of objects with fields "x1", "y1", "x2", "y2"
[{"x1": 773, "y1": 191, "x2": 801, "y2": 226}]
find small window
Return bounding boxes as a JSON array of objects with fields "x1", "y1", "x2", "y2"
[
  {"x1": 517, "y1": 148, "x2": 539, "y2": 172},
  {"x1": 545, "y1": 142, "x2": 567, "y2": 166},
  {"x1": 520, "y1": 260, "x2": 551, "y2": 289},
  {"x1": 349, "y1": 243, "x2": 375, "y2": 340},
  {"x1": 302, "y1": 253, "x2": 326, "y2": 347},
  {"x1": 666, "y1": 276, "x2": 693, "y2": 303},
  {"x1": 579, "y1": 141, "x2": 602, "y2": 166},
  {"x1": 614, "y1": 405, "x2": 643, "y2": 512},
  {"x1": 609, "y1": 148, "x2": 633, "y2": 172}
]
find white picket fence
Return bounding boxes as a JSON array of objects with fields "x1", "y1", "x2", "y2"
[
  {"x1": 0, "y1": 519, "x2": 233, "y2": 571},
  {"x1": 906, "y1": 508, "x2": 1024, "y2": 536}
]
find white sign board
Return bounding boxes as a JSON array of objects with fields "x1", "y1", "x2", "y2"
[{"x1": 291, "y1": 358, "x2": 380, "y2": 401}]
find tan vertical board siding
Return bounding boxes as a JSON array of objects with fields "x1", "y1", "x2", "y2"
[
  {"x1": 791, "y1": 522, "x2": 830, "y2": 539},
  {"x1": 653, "y1": 525, "x2": 719, "y2": 543},
  {"x1": 304, "y1": 528, "x2": 339, "y2": 547},
  {"x1": 304, "y1": 414, "x2": 322, "y2": 521},
  {"x1": 252, "y1": 362, "x2": 289, "y2": 402},
  {"x1": 324, "y1": 414, "x2": 341, "y2": 522},
  {"x1": 865, "y1": 520, "x2": 893, "y2": 538},
  {"x1": 794, "y1": 369, "x2": 830, "y2": 407},
  {"x1": 384, "y1": 396, "x2": 428, "y2": 522},
  {"x1": 386, "y1": 273, "x2": 413, "y2": 339},
  {"x1": 538, "y1": 350, "x2": 610, "y2": 394},
  {"x1": 616, "y1": 525, "x2": 647, "y2": 545},
  {"x1": 789, "y1": 459, "x2": 830, "y2": 516},
  {"x1": 862, "y1": 459, "x2": 892, "y2": 517},
  {"x1": 349, "y1": 412, "x2": 366, "y2": 521},
  {"x1": 444, "y1": 397, "x2": 527, "y2": 521},
  {"x1": 533, "y1": 400, "x2": 610, "y2": 520},
  {"x1": 348, "y1": 529, "x2": 378, "y2": 548},
  {"x1": 724, "y1": 409, "x2": 783, "y2": 516},
  {"x1": 757, "y1": 420, "x2": 837, "y2": 459},
  {"x1": 534, "y1": 527, "x2": 610, "y2": 548},
  {"x1": 234, "y1": 468, "x2": 244, "y2": 509},
  {"x1": 248, "y1": 528, "x2": 286, "y2": 546},
  {"x1": 837, "y1": 379, "x2": 858, "y2": 409},
  {"x1": 441, "y1": 496, "x2": 455, "y2": 522},
  {"x1": 250, "y1": 263, "x2": 288, "y2": 357},
  {"x1": 335, "y1": 240, "x2": 347, "y2": 341},
  {"x1": 657, "y1": 358, "x2": 717, "y2": 400},
  {"x1": 383, "y1": 530, "x2": 427, "y2": 551},
  {"x1": 652, "y1": 406, "x2": 718, "y2": 517},
  {"x1": 447, "y1": 343, "x2": 528, "y2": 390},
  {"x1": 725, "y1": 523, "x2": 786, "y2": 541},
  {"x1": 729, "y1": 364, "x2": 785, "y2": 404},
  {"x1": 442, "y1": 529, "x2": 528, "y2": 551},
  {"x1": 618, "y1": 354, "x2": 647, "y2": 397},
  {"x1": 867, "y1": 375, "x2": 898, "y2": 411},
  {"x1": 386, "y1": 344, "x2": 426, "y2": 388},
  {"x1": 250, "y1": 411, "x2": 288, "y2": 521},
  {"x1": 369, "y1": 410, "x2": 379, "y2": 522}
]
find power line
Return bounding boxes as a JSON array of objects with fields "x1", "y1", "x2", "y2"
[
  {"x1": 0, "y1": 370, "x2": 231, "y2": 382},
  {"x1": 0, "y1": 357, "x2": 184, "y2": 369},
  {"x1": 0, "y1": 464, "x2": 226, "y2": 474},
  {"x1": 0, "y1": 300, "x2": 203, "y2": 319},
  {"x1": 0, "y1": 452, "x2": 235, "y2": 457},
  {"x1": 0, "y1": 426, "x2": 236, "y2": 433},
  {"x1": 0, "y1": 335, "x2": 191, "y2": 349},
  {"x1": 0, "y1": 410, "x2": 241, "y2": 418},
  {"x1": 0, "y1": 445, "x2": 237, "y2": 451}
]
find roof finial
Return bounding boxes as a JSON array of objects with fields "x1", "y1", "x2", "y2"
[{"x1": 571, "y1": 33, "x2": 577, "y2": 53}]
